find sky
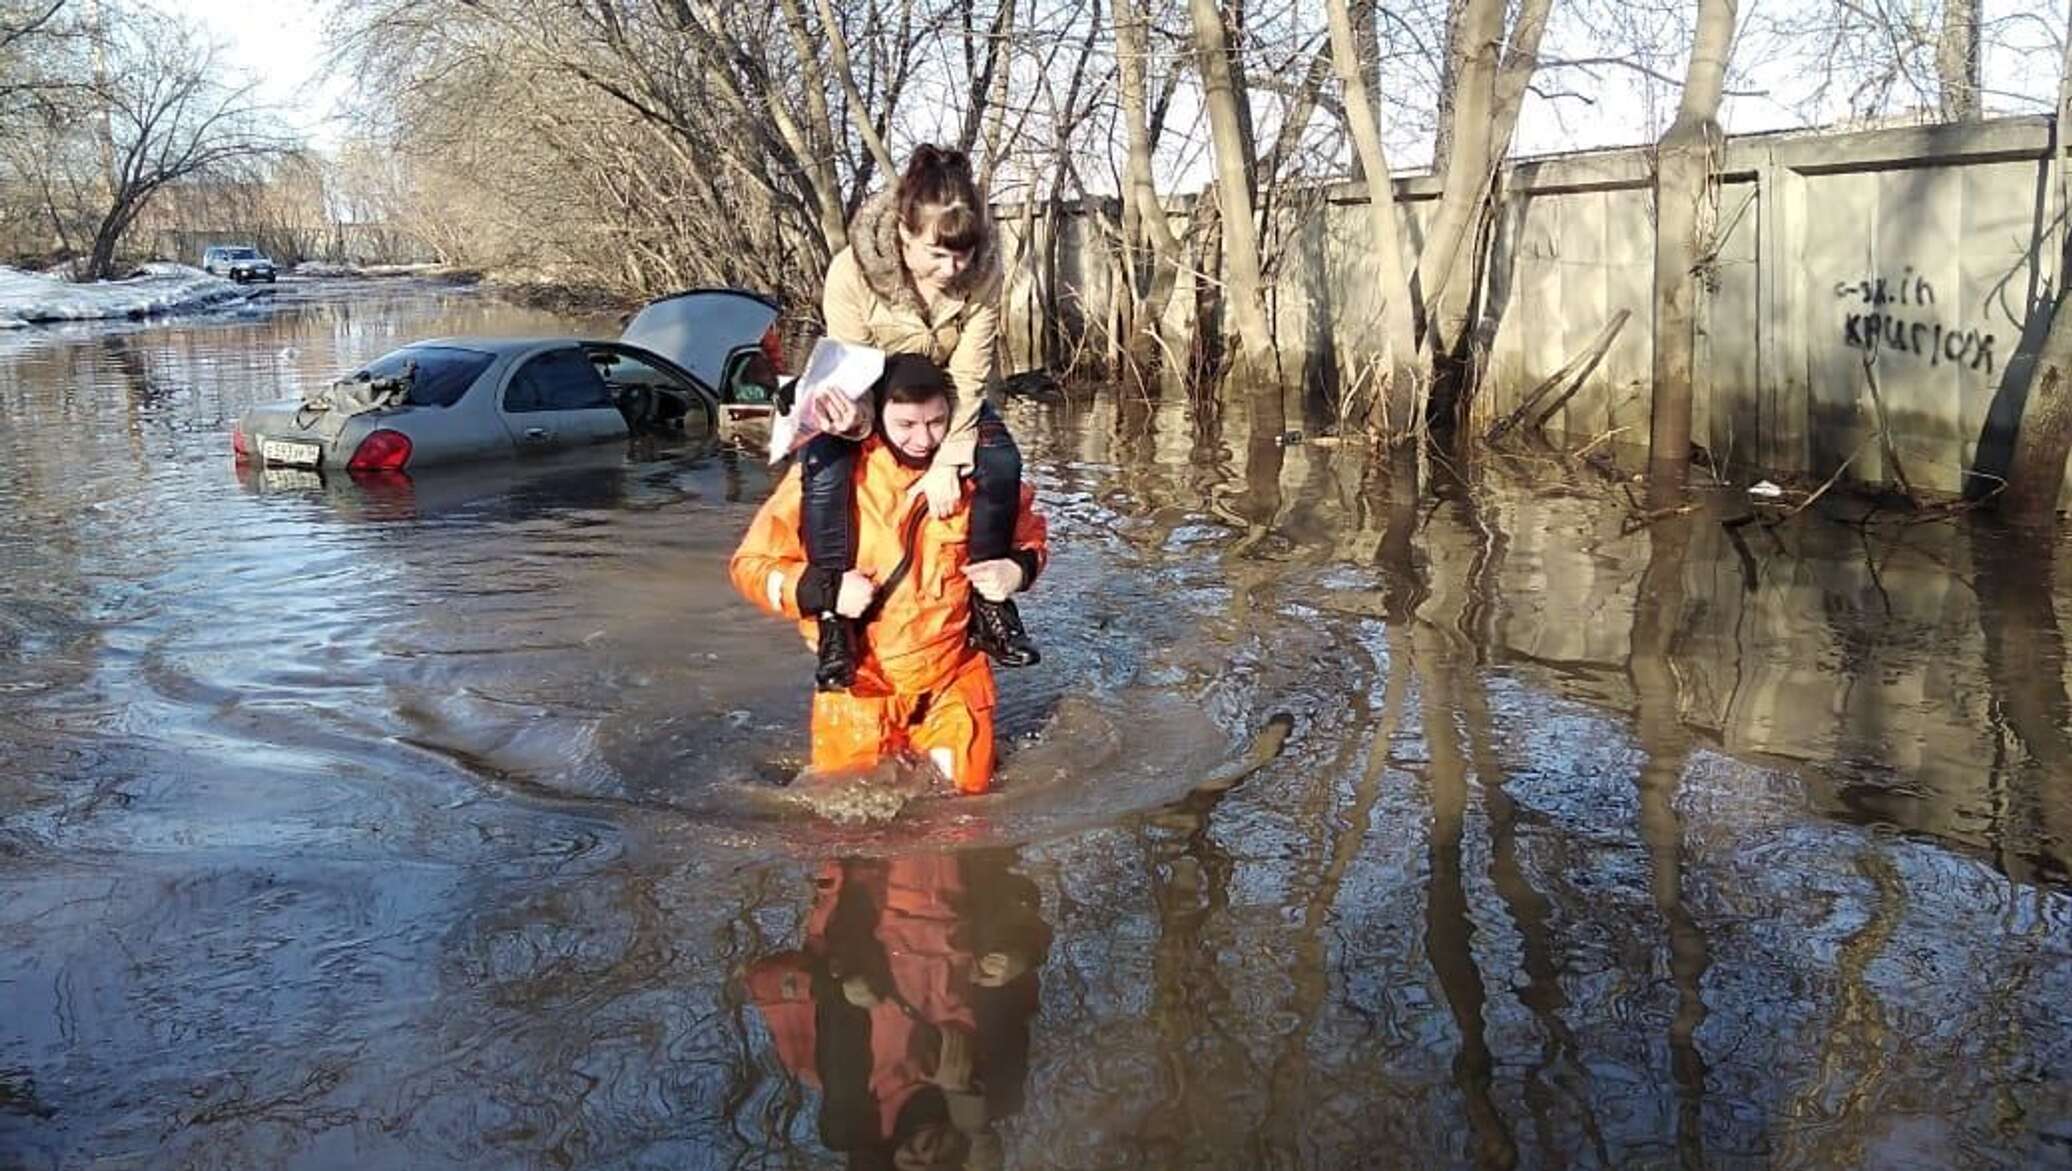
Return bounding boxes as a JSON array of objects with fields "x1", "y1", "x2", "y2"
[
  {"x1": 177, "y1": 0, "x2": 353, "y2": 148},
  {"x1": 183, "y1": 0, "x2": 2063, "y2": 171}
]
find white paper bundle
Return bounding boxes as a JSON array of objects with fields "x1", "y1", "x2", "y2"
[{"x1": 768, "y1": 337, "x2": 886, "y2": 464}]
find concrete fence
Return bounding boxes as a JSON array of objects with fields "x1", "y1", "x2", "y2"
[{"x1": 999, "y1": 115, "x2": 2069, "y2": 495}]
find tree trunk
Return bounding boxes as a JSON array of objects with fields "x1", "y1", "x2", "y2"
[
  {"x1": 1937, "y1": 0, "x2": 1982, "y2": 122},
  {"x1": 1649, "y1": 0, "x2": 1738, "y2": 501},
  {"x1": 1423, "y1": 0, "x2": 1553, "y2": 426},
  {"x1": 814, "y1": 0, "x2": 900, "y2": 178},
  {"x1": 1187, "y1": 0, "x2": 1273, "y2": 362},
  {"x1": 86, "y1": 188, "x2": 139, "y2": 281},
  {"x1": 1431, "y1": 0, "x2": 1472, "y2": 175},
  {"x1": 1413, "y1": 0, "x2": 1503, "y2": 357},
  {"x1": 87, "y1": 226, "x2": 121, "y2": 281},
  {"x1": 1259, "y1": 44, "x2": 1332, "y2": 187},
  {"x1": 1322, "y1": 0, "x2": 1419, "y2": 438},
  {"x1": 2001, "y1": 299, "x2": 2072, "y2": 523},
  {"x1": 957, "y1": 0, "x2": 1018, "y2": 159},
  {"x1": 1116, "y1": 0, "x2": 1185, "y2": 364},
  {"x1": 778, "y1": 0, "x2": 862, "y2": 237},
  {"x1": 1190, "y1": 188, "x2": 1228, "y2": 380},
  {"x1": 2000, "y1": 5, "x2": 2072, "y2": 521}
]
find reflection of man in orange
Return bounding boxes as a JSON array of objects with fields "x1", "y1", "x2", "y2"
[
  {"x1": 730, "y1": 356, "x2": 1048, "y2": 794},
  {"x1": 747, "y1": 853, "x2": 1051, "y2": 1170}
]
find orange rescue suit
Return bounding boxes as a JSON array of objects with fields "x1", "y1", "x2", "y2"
[{"x1": 730, "y1": 438, "x2": 1048, "y2": 793}]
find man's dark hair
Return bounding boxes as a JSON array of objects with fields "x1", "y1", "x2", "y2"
[{"x1": 879, "y1": 353, "x2": 951, "y2": 407}]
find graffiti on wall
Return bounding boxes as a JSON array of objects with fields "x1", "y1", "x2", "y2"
[{"x1": 1833, "y1": 269, "x2": 1996, "y2": 374}]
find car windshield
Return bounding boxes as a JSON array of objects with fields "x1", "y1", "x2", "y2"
[
  {"x1": 222, "y1": 249, "x2": 260, "y2": 260},
  {"x1": 354, "y1": 345, "x2": 496, "y2": 408}
]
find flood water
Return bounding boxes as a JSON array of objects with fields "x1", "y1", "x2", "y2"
[{"x1": 2, "y1": 281, "x2": 2069, "y2": 1169}]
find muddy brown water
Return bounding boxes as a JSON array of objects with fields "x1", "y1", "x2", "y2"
[{"x1": 2, "y1": 281, "x2": 2068, "y2": 1169}]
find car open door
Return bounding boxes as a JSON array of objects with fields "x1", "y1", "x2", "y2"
[{"x1": 618, "y1": 288, "x2": 780, "y2": 391}]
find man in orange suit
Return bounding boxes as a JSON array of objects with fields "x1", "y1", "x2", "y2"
[{"x1": 731, "y1": 355, "x2": 1047, "y2": 794}]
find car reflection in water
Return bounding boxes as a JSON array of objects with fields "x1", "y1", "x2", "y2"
[
  {"x1": 233, "y1": 441, "x2": 723, "y2": 524},
  {"x1": 747, "y1": 850, "x2": 1052, "y2": 1171}
]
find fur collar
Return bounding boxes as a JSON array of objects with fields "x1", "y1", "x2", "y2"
[{"x1": 848, "y1": 189, "x2": 1001, "y2": 315}]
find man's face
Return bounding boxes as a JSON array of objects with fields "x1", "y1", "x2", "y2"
[{"x1": 881, "y1": 394, "x2": 951, "y2": 463}]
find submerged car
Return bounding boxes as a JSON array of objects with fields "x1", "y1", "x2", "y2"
[
  {"x1": 233, "y1": 288, "x2": 786, "y2": 474},
  {"x1": 202, "y1": 245, "x2": 277, "y2": 283}
]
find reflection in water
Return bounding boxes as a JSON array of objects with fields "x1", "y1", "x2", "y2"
[
  {"x1": 745, "y1": 852, "x2": 1050, "y2": 1170},
  {"x1": 1776, "y1": 850, "x2": 1904, "y2": 1168},
  {"x1": 1420, "y1": 620, "x2": 1521, "y2": 1171},
  {"x1": 1628, "y1": 515, "x2": 1711, "y2": 1170},
  {"x1": 3, "y1": 284, "x2": 2071, "y2": 1168},
  {"x1": 1971, "y1": 524, "x2": 2072, "y2": 886}
]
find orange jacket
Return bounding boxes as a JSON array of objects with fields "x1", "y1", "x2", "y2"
[{"x1": 730, "y1": 438, "x2": 1048, "y2": 697}]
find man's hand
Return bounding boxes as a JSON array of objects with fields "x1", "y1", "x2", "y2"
[
  {"x1": 905, "y1": 461, "x2": 963, "y2": 519},
  {"x1": 815, "y1": 390, "x2": 863, "y2": 437},
  {"x1": 835, "y1": 570, "x2": 877, "y2": 618},
  {"x1": 962, "y1": 559, "x2": 1025, "y2": 602}
]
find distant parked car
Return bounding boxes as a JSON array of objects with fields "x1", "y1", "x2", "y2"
[
  {"x1": 202, "y1": 245, "x2": 277, "y2": 283},
  {"x1": 233, "y1": 288, "x2": 786, "y2": 475}
]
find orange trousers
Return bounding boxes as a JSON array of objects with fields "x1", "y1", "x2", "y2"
[{"x1": 810, "y1": 653, "x2": 997, "y2": 794}]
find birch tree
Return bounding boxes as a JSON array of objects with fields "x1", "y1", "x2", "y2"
[
  {"x1": 1648, "y1": 0, "x2": 1738, "y2": 498},
  {"x1": 1322, "y1": 0, "x2": 1417, "y2": 433},
  {"x1": 1936, "y1": 0, "x2": 1981, "y2": 120},
  {"x1": 1188, "y1": 0, "x2": 1274, "y2": 362},
  {"x1": 1416, "y1": 0, "x2": 1552, "y2": 404}
]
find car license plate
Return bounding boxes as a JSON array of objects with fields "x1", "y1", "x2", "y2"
[
  {"x1": 261, "y1": 467, "x2": 322, "y2": 491},
  {"x1": 260, "y1": 439, "x2": 320, "y2": 467}
]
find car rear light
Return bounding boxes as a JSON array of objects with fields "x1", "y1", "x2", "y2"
[
  {"x1": 347, "y1": 429, "x2": 412, "y2": 472},
  {"x1": 760, "y1": 323, "x2": 785, "y2": 374},
  {"x1": 231, "y1": 424, "x2": 248, "y2": 462}
]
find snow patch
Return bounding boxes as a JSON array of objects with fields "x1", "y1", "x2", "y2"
[
  {"x1": 0, "y1": 263, "x2": 257, "y2": 328},
  {"x1": 293, "y1": 261, "x2": 450, "y2": 279}
]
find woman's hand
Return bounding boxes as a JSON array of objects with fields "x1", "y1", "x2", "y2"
[{"x1": 906, "y1": 461, "x2": 963, "y2": 519}]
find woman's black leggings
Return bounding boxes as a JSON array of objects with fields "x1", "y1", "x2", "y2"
[{"x1": 801, "y1": 401, "x2": 1021, "y2": 572}]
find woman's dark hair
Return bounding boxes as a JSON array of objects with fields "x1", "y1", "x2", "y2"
[{"x1": 896, "y1": 145, "x2": 986, "y2": 254}]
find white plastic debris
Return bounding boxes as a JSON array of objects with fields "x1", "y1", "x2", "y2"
[{"x1": 1748, "y1": 479, "x2": 1786, "y2": 500}]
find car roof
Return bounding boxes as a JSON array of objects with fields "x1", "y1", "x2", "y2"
[{"x1": 407, "y1": 336, "x2": 603, "y2": 356}]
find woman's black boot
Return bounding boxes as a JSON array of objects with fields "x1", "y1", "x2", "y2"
[
  {"x1": 815, "y1": 614, "x2": 859, "y2": 691},
  {"x1": 968, "y1": 597, "x2": 1039, "y2": 667}
]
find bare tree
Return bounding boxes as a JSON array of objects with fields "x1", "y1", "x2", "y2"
[
  {"x1": 1416, "y1": 0, "x2": 1551, "y2": 401},
  {"x1": 1323, "y1": 0, "x2": 1417, "y2": 433},
  {"x1": 1937, "y1": 0, "x2": 1982, "y2": 119},
  {"x1": 1115, "y1": 0, "x2": 1187, "y2": 362},
  {"x1": 1188, "y1": 0, "x2": 1273, "y2": 362},
  {"x1": 1648, "y1": 0, "x2": 1739, "y2": 498},
  {"x1": 0, "y1": 0, "x2": 66, "y2": 114},
  {"x1": 9, "y1": 5, "x2": 293, "y2": 277},
  {"x1": 1997, "y1": 0, "x2": 2072, "y2": 523}
]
